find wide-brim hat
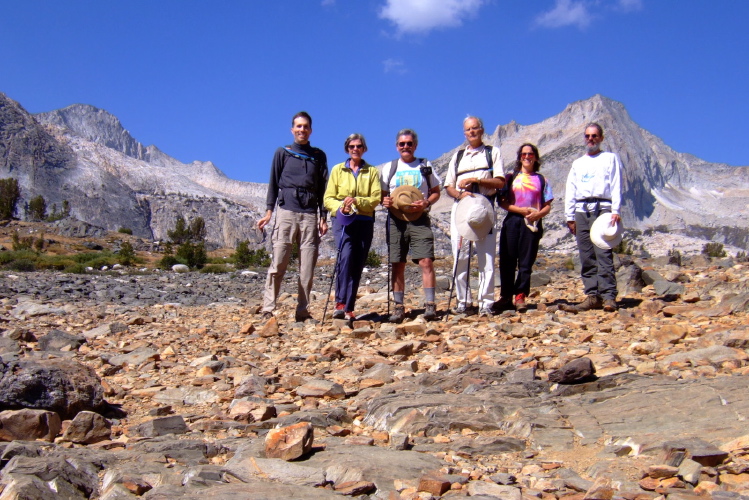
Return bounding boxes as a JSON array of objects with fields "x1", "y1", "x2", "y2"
[
  {"x1": 336, "y1": 207, "x2": 357, "y2": 227},
  {"x1": 591, "y1": 212, "x2": 623, "y2": 249},
  {"x1": 390, "y1": 185, "x2": 425, "y2": 222},
  {"x1": 455, "y1": 195, "x2": 495, "y2": 241}
]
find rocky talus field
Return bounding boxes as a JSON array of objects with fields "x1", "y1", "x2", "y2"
[{"x1": 1, "y1": 240, "x2": 749, "y2": 499}]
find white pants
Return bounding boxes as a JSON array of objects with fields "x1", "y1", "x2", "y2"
[{"x1": 450, "y1": 203, "x2": 496, "y2": 309}]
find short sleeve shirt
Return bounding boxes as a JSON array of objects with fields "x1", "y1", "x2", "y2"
[{"x1": 510, "y1": 172, "x2": 554, "y2": 210}]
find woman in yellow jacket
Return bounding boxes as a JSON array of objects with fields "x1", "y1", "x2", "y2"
[{"x1": 323, "y1": 134, "x2": 382, "y2": 320}]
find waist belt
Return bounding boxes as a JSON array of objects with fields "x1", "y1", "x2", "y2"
[{"x1": 579, "y1": 197, "x2": 611, "y2": 216}]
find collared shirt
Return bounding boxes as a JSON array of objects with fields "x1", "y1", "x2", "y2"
[{"x1": 444, "y1": 144, "x2": 504, "y2": 199}]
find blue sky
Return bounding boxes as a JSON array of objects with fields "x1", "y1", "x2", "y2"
[{"x1": 2, "y1": 0, "x2": 747, "y2": 183}]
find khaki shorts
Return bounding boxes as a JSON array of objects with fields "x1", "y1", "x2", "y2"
[{"x1": 388, "y1": 214, "x2": 435, "y2": 263}]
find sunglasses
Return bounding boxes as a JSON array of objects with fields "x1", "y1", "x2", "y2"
[
  {"x1": 398, "y1": 141, "x2": 414, "y2": 147},
  {"x1": 520, "y1": 153, "x2": 535, "y2": 158},
  {"x1": 348, "y1": 144, "x2": 364, "y2": 149},
  {"x1": 584, "y1": 134, "x2": 600, "y2": 139}
]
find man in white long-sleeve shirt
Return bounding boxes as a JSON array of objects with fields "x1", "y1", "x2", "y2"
[{"x1": 564, "y1": 123, "x2": 622, "y2": 312}]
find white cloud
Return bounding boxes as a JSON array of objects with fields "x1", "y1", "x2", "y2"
[
  {"x1": 383, "y1": 58, "x2": 407, "y2": 74},
  {"x1": 379, "y1": 0, "x2": 486, "y2": 35},
  {"x1": 535, "y1": 0, "x2": 591, "y2": 29}
]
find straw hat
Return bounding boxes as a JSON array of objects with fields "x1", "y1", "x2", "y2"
[
  {"x1": 590, "y1": 212, "x2": 623, "y2": 249},
  {"x1": 455, "y1": 195, "x2": 495, "y2": 241},
  {"x1": 390, "y1": 185, "x2": 425, "y2": 221}
]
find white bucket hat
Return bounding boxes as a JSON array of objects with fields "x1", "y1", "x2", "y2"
[
  {"x1": 590, "y1": 212, "x2": 623, "y2": 249},
  {"x1": 455, "y1": 195, "x2": 495, "y2": 241}
]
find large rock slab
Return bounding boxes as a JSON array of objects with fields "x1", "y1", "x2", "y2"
[{"x1": 0, "y1": 358, "x2": 106, "y2": 419}]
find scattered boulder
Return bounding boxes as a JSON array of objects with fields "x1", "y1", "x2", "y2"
[{"x1": 0, "y1": 358, "x2": 106, "y2": 419}]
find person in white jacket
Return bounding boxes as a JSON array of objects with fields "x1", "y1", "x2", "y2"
[{"x1": 564, "y1": 122, "x2": 622, "y2": 312}]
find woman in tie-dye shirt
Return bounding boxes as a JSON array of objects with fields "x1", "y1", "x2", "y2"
[{"x1": 497, "y1": 143, "x2": 554, "y2": 312}]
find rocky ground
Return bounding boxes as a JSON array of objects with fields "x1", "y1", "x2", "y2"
[{"x1": 1, "y1": 244, "x2": 749, "y2": 499}]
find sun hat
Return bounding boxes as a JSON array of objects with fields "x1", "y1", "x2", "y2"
[
  {"x1": 455, "y1": 195, "x2": 495, "y2": 241},
  {"x1": 390, "y1": 185, "x2": 425, "y2": 222},
  {"x1": 525, "y1": 207, "x2": 539, "y2": 233},
  {"x1": 336, "y1": 207, "x2": 357, "y2": 227},
  {"x1": 590, "y1": 212, "x2": 623, "y2": 249}
]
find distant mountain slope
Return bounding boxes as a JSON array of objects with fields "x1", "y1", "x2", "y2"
[{"x1": 2, "y1": 91, "x2": 746, "y2": 252}]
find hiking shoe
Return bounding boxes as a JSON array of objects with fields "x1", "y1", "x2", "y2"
[
  {"x1": 424, "y1": 302, "x2": 437, "y2": 321},
  {"x1": 493, "y1": 296, "x2": 514, "y2": 312},
  {"x1": 389, "y1": 304, "x2": 405, "y2": 324},
  {"x1": 295, "y1": 311, "x2": 316, "y2": 323},
  {"x1": 260, "y1": 311, "x2": 273, "y2": 320},
  {"x1": 478, "y1": 307, "x2": 493, "y2": 318},
  {"x1": 603, "y1": 299, "x2": 618, "y2": 312},
  {"x1": 575, "y1": 295, "x2": 603, "y2": 311},
  {"x1": 332, "y1": 303, "x2": 345, "y2": 319},
  {"x1": 452, "y1": 303, "x2": 468, "y2": 314},
  {"x1": 344, "y1": 311, "x2": 356, "y2": 321},
  {"x1": 514, "y1": 294, "x2": 527, "y2": 313}
]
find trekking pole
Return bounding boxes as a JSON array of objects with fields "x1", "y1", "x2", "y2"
[
  {"x1": 446, "y1": 234, "x2": 463, "y2": 321},
  {"x1": 386, "y1": 212, "x2": 391, "y2": 319}
]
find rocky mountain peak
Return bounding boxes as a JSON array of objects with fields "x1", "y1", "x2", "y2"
[{"x1": 36, "y1": 104, "x2": 150, "y2": 161}]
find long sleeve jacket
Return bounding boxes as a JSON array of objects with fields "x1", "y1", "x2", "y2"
[{"x1": 323, "y1": 160, "x2": 381, "y2": 218}]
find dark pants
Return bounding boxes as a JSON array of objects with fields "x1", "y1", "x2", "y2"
[
  {"x1": 499, "y1": 213, "x2": 542, "y2": 298},
  {"x1": 332, "y1": 216, "x2": 374, "y2": 312},
  {"x1": 575, "y1": 211, "x2": 617, "y2": 300}
]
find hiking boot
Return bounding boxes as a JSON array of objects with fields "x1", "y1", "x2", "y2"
[
  {"x1": 332, "y1": 303, "x2": 345, "y2": 319},
  {"x1": 344, "y1": 311, "x2": 356, "y2": 321},
  {"x1": 260, "y1": 311, "x2": 273, "y2": 320},
  {"x1": 478, "y1": 307, "x2": 493, "y2": 318},
  {"x1": 493, "y1": 296, "x2": 514, "y2": 312},
  {"x1": 295, "y1": 311, "x2": 317, "y2": 323},
  {"x1": 575, "y1": 295, "x2": 603, "y2": 311},
  {"x1": 514, "y1": 293, "x2": 527, "y2": 313},
  {"x1": 452, "y1": 303, "x2": 467, "y2": 314},
  {"x1": 389, "y1": 304, "x2": 405, "y2": 324},
  {"x1": 603, "y1": 299, "x2": 618, "y2": 312},
  {"x1": 424, "y1": 302, "x2": 437, "y2": 321}
]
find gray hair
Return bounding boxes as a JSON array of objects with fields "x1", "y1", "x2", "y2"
[
  {"x1": 395, "y1": 128, "x2": 418, "y2": 146},
  {"x1": 463, "y1": 116, "x2": 484, "y2": 130},
  {"x1": 585, "y1": 122, "x2": 604, "y2": 137},
  {"x1": 343, "y1": 133, "x2": 368, "y2": 154}
]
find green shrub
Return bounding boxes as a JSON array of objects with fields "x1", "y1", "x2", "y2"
[
  {"x1": 199, "y1": 264, "x2": 231, "y2": 274},
  {"x1": 11, "y1": 231, "x2": 34, "y2": 251},
  {"x1": 365, "y1": 249, "x2": 382, "y2": 268},
  {"x1": 118, "y1": 227, "x2": 133, "y2": 235},
  {"x1": 0, "y1": 178, "x2": 20, "y2": 219},
  {"x1": 612, "y1": 240, "x2": 632, "y2": 255},
  {"x1": 7, "y1": 259, "x2": 36, "y2": 272},
  {"x1": 232, "y1": 241, "x2": 271, "y2": 268},
  {"x1": 668, "y1": 248, "x2": 682, "y2": 267},
  {"x1": 564, "y1": 256, "x2": 575, "y2": 270},
  {"x1": 63, "y1": 263, "x2": 88, "y2": 274},
  {"x1": 737, "y1": 251, "x2": 748, "y2": 262},
  {"x1": 117, "y1": 241, "x2": 136, "y2": 266},
  {"x1": 158, "y1": 255, "x2": 180, "y2": 270},
  {"x1": 176, "y1": 242, "x2": 207, "y2": 269},
  {"x1": 702, "y1": 242, "x2": 727, "y2": 258}
]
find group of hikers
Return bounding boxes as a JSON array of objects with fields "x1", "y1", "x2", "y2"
[{"x1": 256, "y1": 111, "x2": 623, "y2": 324}]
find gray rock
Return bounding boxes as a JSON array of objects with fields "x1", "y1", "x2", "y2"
[
  {"x1": 134, "y1": 415, "x2": 188, "y2": 438},
  {"x1": 38, "y1": 329, "x2": 86, "y2": 351},
  {"x1": 653, "y1": 280, "x2": 685, "y2": 297},
  {"x1": 548, "y1": 357, "x2": 596, "y2": 384},
  {"x1": 0, "y1": 358, "x2": 105, "y2": 419},
  {"x1": 62, "y1": 410, "x2": 112, "y2": 444},
  {"x1": 0, "y1": 409, "x2": 61, "y2": 442}
]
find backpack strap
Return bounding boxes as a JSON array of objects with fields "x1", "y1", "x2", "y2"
[{"x1": 387, "y1": 158, "x2": 431, "y2": 192}]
